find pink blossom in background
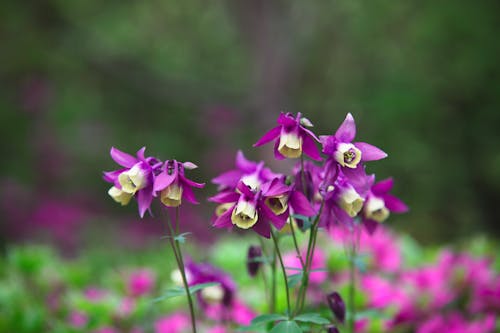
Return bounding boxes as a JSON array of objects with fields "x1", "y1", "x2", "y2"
[
  {"x1": 84, "y1": 287, "x2": 108, "y2": 301},
  {"x1": 231, "y1": 300, "x2": 255, "y2": 326},
  {"x1": 68, "y1": 311, "x2": 88, "y2": 328},
  {"x1": 417, "y1": 312, "x2": 496, "y2": 333},
  {"x1": 116, "y1": 297, "x2": 136, "y2": 317},
  {"x1": 207, "y1": 326, "x2": 227, "y2": 333},
  {"x1": 154, "y1": 313, "x2": 190, "y2": 333},
  {"x1": 127, "y1": 269, "x2": 156, "y2": 297},
  {"x1": 284, "y1": 248, "x2": 327, "y2": 284}
]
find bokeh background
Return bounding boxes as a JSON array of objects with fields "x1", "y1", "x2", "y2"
[{"x1": 2, "y1": 0, "x2": 500, "y2": 252}]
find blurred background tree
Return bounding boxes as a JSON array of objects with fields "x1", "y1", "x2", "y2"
[{"x1": 1, "y1": 0, "x2": 499, "y2": 249}]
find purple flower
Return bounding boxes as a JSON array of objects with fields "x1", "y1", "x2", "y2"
[
  {"x1": 211, "y1": 177, "x2": 316, "y2": 238},
  {"x1": 212, "y1": 150, "x2": 279, "y2": 191},
  {"x1": 362, "y1": 178, "x2": 408, "y2": 234},
  {"x1": 103, "y1": 147, "x2": 162, "y2": 217},
  {"x1": 153, "y1": 160, "x2": 205, "y2": 207},
  {"x1": 320, "y1": 113, "x2": 387, "y2": 181},
  {"x1": 254, "y1": 112, "x2": 321, "y2": 160}
]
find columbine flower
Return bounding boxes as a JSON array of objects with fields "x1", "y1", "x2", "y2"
[
  {"x1": 212, "y1": 150, "x2": 279, "y2": 192},
  {"x1": 254, "y1": 112, "x2": 321, "y2": 160},
  {"x1": 320, "y1": 113, "x2": 387, "y2": 180},
  {"x1": 153, "y1": 160, "x2": 204, "y2": 207},
  {"x1": 362, "y1": 178, "x2": 408, "y2": 234},
  {"x1": 211, "y1": 178, "x2": 316, "y2": 238},
  {"x1": 103, "y1": 147, "x2": 162, "y2": 217}
]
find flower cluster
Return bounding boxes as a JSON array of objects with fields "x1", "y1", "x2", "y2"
[
  {"x1": 210, "y1": 112, "x2": 407, "y2": 236},
  {"x1": 103, "y1": 147, "x2": 204, "y2": 217}
]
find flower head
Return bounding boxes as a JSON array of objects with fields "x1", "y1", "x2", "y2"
[
  {"x1": 320, "y1": 113, "x2": 387, "y2": 182},
  {"x1": 247, "y1": 245, "x2": 263, "y2": 277},
  {"x1": 153, "y1": 160, "x2": 204, "y2": 207},
  {"x1": 103, "y1": 147, "x2": 162, "y2": 217},
  {"x1": 326, "y1": 291, "x2": 346, "y2": 324},
  {"x1": 362, "y1": 178, "x2": 408, "y2": 234},
  {"x1": 254, "y1": 112, "x2": 321, "y2": 160},
  {"x1": 211, "y1": 177, "x2": 316, "y2": 238}
]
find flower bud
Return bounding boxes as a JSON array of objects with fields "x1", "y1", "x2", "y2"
[
  {"x1": 327, "y1": 291, "x2": 345, "y2": 324},
  {"x1": 327, "y1": 325, "x2": 340, "y2": 333},
  {"x1": 246, "y1": 245, "x2": 263, "y2": 277}
]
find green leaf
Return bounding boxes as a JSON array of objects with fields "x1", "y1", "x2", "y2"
[
  {"x1": 270, "y1": 320, "x2": 302, "y2": 333},
  {"x1": 287, "y1": 273, "x2": 303, "y2": 288},
  {"x1": 285, "y1": 267, "x2": 329, "y2": 273},
  {"x1": 251, "y1": 313, "x2": 288, "y2": 325},
  {"x1": 294, "y1": 313, "x2": 330, "y2": 325},
  {"x1": 153, "y1": 282, "x2": 219, "y2": 302},
  {"x1": 248, "y1": 256, "x2": 274, "y2": 264}
]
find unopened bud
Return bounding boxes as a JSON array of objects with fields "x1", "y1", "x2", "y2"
[
  {"x1": 246, "y1": 245, "x2": 262, "y2": 277},
  {"x1": 327, "y1": 291, "x2": 345, "y2": 324},
  {"x1": 327, "y1": 325, "x2": 340, "y2": 333}
]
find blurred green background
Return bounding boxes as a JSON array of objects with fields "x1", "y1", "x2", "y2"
[{"x1": 1, "y1": 0, "x2": 499, "y2": 249}]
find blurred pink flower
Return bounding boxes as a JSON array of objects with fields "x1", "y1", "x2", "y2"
[
  {"x1": 207, "y1": 326, "x2": 227, "y2": 333},
  {"x1": 127, "y1": 269, "x2": 156, "y2": 297},
  {"x1": 154, "y1": 313, "x2": 190, "y2": 333},
  {"x1": 84, "y1": 287, "x2": 108, "y2": 301},
  {"x1": 93, "y1": 327, "x2": 119, "y2": 333},
  {"x1": 68, "y1": 311, "x2": 88, "y2": 328},
  {"x1": 284, "y1": 247, "x2": 327, "y2": 284}
]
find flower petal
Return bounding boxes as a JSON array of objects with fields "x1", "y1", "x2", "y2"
[
  {"x1": 372, "y1": 178, "x2": 393, "y2": 194},
  {"x1": 153, "y1": 170, "x2": 176, "y2": 192},
  {"x1": 335, "y1": 113, "x2": 356, "y2": 143},
  {"x1": 320, "y1": 135, "x2": 337, "y2": 155},
  {"x1": 212, "y1": 170, "x2": 242, "y2": 187},
  {"x1": 103, "y1": 169, "x2": 126, "y2": 183},
  {"x1": 252, "y1": 220, "x2": 271, "y2": 238},
  {"x1": 137, "y1": 186, "x2": 153, "y2": 218},
  {"x1": 235, "y1": 150, "x2": 257, "y2": 173},
  {"x1": 273, "y1": 140, "x2": 286, "y2": 160},
  {"x1": 180, "y1": 175, "x2": 205, "y2": 189},
  {"x1": 213, "y1": 207, "x2": 234, "y2": 228},
  {"x1": 182, "y1": 184, "x2": 199, "y2": 204},
  {"x1": 302, "y1": 133, "x2": 322, "y2": 161},
  {"x1": 355, "y1": 142, "x2": 387, "y2": 161},
  {"x1": 277, "y1": 112, "x2": 297, "y2": 127},
  {"x1": 383, "y1": 194, "x2": 408, "y2": 213},
  {"x1": 253, "y1": 126, "x2": 281, "y2": 147},
  {"x1": 110, "y1": 147, "x2": 137, "y2": 168},
  {"x1": 363, "y1": 218, "x2": 379, "y2": 235},
  {"x1": 290, "y1": 190, "x2": 317, "y2": 216},
  {"x1": 261, "y1": 178, "x2": 289, "y2": 197},
  {"x1": 208, "y1": 191, "x2": 240, "y2": 203},
  {"x1": 260, "y1": 202, "x2": 288, "y2": 230},
  {"x1": 136, "y1": 147, "x2": 146, "y2": 160}
]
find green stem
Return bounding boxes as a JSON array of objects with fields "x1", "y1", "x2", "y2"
[
  {"x1": 295, "y1": 202, "x2": 324, "y2": 314},
  {"x1": 347, "y1": 226, "x2": 358, "y2": 333},
  {"x1": 165, "y1": 208, "x2": 197, "y2": 333},
  {"x1": 271, "y1": 229, "x2": 291, "y2": 316},
  {"x1": 289, "y1": 218, "x2": 305, "y2": 269}
]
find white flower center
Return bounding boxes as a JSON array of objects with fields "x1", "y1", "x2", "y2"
[
  {"x1": 118, "y1": 165, "x2": 148, "y2": 194},
  {"x1": 365, "y1": 196, "x2": 390, "y2": 223},
  {"x1": 231, "y1": 200, "x2": 258, "y2": 229},
  {"x1": 278, "y1": 131, "x2": 303, "y2": 158},
  {"x1": 108, "y1": 186, "x2": 133, "y2": 206},
  {"x1": 334, "y1": 143, "x2": 362, "y2": 168},
  {"x1": 160, "y1": 182, "x2": 183, "y2": 207},
  {"x1": 201, "y1": 285, "x2": 225, "y2": 304},
  {"x1": 265, "y1": 195, "x2": 288, "y2": 215},
  {"x1": 337, "y1": 186, "x2": 364, "y2": 217}
]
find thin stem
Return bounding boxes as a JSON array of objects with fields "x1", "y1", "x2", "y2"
[
  {"x1": 165, "y1": 208, "x2": 197, "y2": 333},
  {"x1": 295, "y1": 202, "x2": 324, "y2": 314},
  {"x1": 289, "y1": 218, "x2": 305, "y2": 269},
  {"x1": 347, "y1": 225, "x2": 357, "y2": 333},
  {"x1": 271, "y1": 229, "x2": 291, "y2": 316},
  {"x1": 300, "y1": 155, "x2": 308, "y2": 199},
  {"x1": 258, "y1": 236, "x2": 276, "y2": 314}
]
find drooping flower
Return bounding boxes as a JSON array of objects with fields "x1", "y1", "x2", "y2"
[
  {"x1": 362, "y1": 178, "x2": 408, "y2": 234},
  {"x1": 153, "y1": 160, "x2": 205, "y2": 207},
  {"x1": 103, "y1": 147, "x2": 162, "y2": 217},
  {"x1": 212, "y1": 150, "x2": 279, "y2": 192},
  {"x1": 211, "y1": 177, "x2": 316, "y2": 238},
  {"x1": 320, "y1": 113, "x2": 387, "y2": 182},
  {"x1": 254, "y1": 112, "x2": 321, "y2": 160}
]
